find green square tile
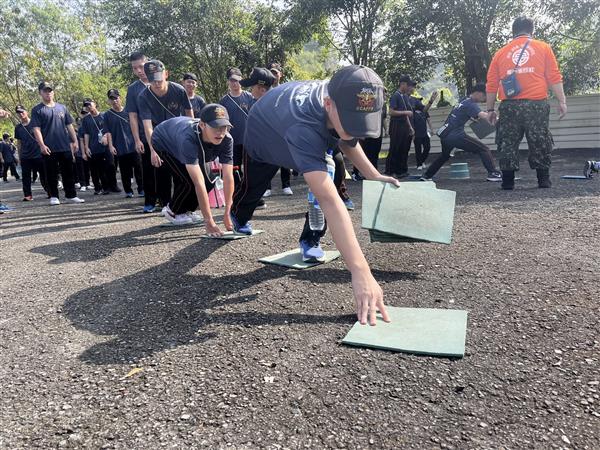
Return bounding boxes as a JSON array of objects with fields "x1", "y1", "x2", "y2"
[
  {"x1": 259, "y1": 248, "x2": 340, "y2": 269},
  {"x1": 201, "y1": 230, "x2": 264, "y2": 240},
  {"x1": 342, "y1": 307, "x2": 468, "y2": 357},
  {"x1": 362, "y1": 181, "x2": 455, "y2": 244}
]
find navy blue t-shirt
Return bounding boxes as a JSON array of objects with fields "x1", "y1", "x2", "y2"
[
  {"x1": 125, "y1": 79, "x2": 149, "y2": 143},
  {"x1": 0, "y1": 141, "x2": 16, "y2": 163},
  {"x1": 15, "y1": 122, "x2": 41, "y2": 160},
  {"x1": 410, "y1": 97, "x2": 430, "y2": 139},
  {"x1": 103, "y1": 109, "x2": 135, "y2": 156},
  {"x1": 244, "y1": 81, "x2": 342, "y2": 174},
  {"x1": 76, "y1": 125, "x2": 85, "y2": 157},
  {"x1": 138, "y1": 82, "x2": 192, "y2": 127},
  {"x1": 82, "y1": 113, "x2": 108, "y2": 155},
  {"x1": 30, "y1": 103, "x2": 74, "y2": 153},
  {"x1": 189, "y1": 94, "x2": 207, "y2": 118},
  {"x1": 152, "y1": 116, "x2": 233, "y2": 166},
  {"x1": 389, "y1": 91, "x2": 414, "y2": 128},
  {"x1": 219, "y1": 91, "x2": 253, "y2": 145},
  {"x1": 446, "y1": 98, "x2": 481, "y2": 136}
]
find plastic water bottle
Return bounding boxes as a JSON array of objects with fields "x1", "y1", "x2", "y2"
[{"x1": 308, "y1": 149, "x2": 336, "y2": 231}]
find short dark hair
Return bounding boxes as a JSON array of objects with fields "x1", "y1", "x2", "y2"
[
  {"x1": 512, "y1": 17, "x2": 534, "y2": 36},
  {"x1": 129, "y1": 51, "x2": 147, "y2": 62},
  {"x1": 2, "y1": 133, "x2": 9, "y2": 140},
  {"x1": 468, "y1": 82, "x2": 487, "y2": 95}
]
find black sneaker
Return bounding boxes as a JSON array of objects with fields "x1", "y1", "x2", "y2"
[{"x1": 486, "y1": 171, "x2": 502, "y2": 182}]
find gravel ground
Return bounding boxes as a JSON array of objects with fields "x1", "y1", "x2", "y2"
[{"x1": 1, "y1": 149, "x2": 599, "y2": 449}]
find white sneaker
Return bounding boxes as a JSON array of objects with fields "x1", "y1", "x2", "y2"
[
  {"x1": 282, "y1": 187, "x2": 293, "y2": 196},
  {"x1": 166, "y1": 212, "x2": 193, "y2": 226},
  {"x1": 74, "y1": 183, "x2": 81, "y2": 189},
  {"x1": 67, "y1": 197, "x2": 85, "y2": 203},
  {"x1": 416, "y1": 165, "x2": 424, "y2": 170},
  {"x1": 187, "y1": 211, "x2": 204, "y2": 223},
  {"x1": 57, "y1": 181, "x2": 63, "y2": 189},
  {"x1": 161, "y1": 206, "x2": 172, "y2": 217},
  {"x1": 263, "y1": 189, "x2": 271, "y2": 198},
  {"x1": 80, "y1": 186, "x2": 87, "y2": 192},
  {"x1": 49, "y1": 197, "x2": 60, "y2": 206}
]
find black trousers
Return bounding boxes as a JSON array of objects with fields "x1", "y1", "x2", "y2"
[
  {"x1": 333, "y1": 149, "x2": 349, "y2": 202},
  {"x1": 232, "y1": 153, "x2": 326, "y2": 243},
  {"x1": 43, "y1": 152, "x2": 76, "y2": 199},
  {"x1": 424, "y1": 133, "x2": 497, "y2": 178},
  {"x1": 159, "y1": 151, "x2": 213, "y2": 215},
  {"x1": 414, "y1": 136, "x2": 431, "y2": 167},
  {"x1": 232, "y1": 144, "x2": 245, "y2": 193},
  {"x1": 386, "y1": 120, "x2": 412, "y2": 175},
  {"x1": 75, "y1": 156, "x2": 90, "y2": 187},
  {"x1": 118, "y1": 152, "x2": 143, "y2": 194},
  {"x1": 3, "y1": 162, "x2": 19, "y2": 181},
  {"x1": 355, "y1": 136, "x2": 383, "y2": 175},
  {"x1": 21, "y1": 158, "x2": 46, "y2": 197},
  {"x1": 267, "y1": 167, "x2": 291, "y2": 190},
  {"x1": 141, "y1": 143, "x2": 171, "y2": 207},
  {"x1": 89, "y1": 153, "x2": 115, "y2": 192}
]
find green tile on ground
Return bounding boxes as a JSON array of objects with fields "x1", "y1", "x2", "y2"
[
  {"x1": 362, "y1": 181, "x2": 455, "y2": 244},
  {"x1": 469, "y1": 119, "x2": 496, "y2": 139},
  {"x1": 342, "y1": 306, "x2": 468, "y2": 357},
  {"x1": 259, "y1": 248, "x2": 340, "y2": 269},
  {"x1": 201, "y1": 230, "x2": 264, "y2": 240}
]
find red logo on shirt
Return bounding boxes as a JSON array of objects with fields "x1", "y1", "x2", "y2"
[{"x1": 356, "y1": 88, "x2": 376, "y2": 111}]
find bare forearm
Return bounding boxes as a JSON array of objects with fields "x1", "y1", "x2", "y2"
[
  {"x1": 33, "y1": 128, "x2": 45, "y2": 148},
  {"x1": 485, "y1": 95, "x2": 496, "y2": 112},
  {"x1": 129, "y1": 113, "x2": 141, "y2": 141},
  {"x1": 67, "y1": 124, "x2": 77, "y2": 143},
  {"x1": 550, "y1": 83, "x2": 566, "y2": 103},
  {"x1": 142, "y1": 121, "x2": 155, "y2": 152},
  {"x1": 340, "y1": 143, "x2": 379, "y2": 179},
  {"x1": 222, "y1": 166, "x2": 234, "y2": 211}
]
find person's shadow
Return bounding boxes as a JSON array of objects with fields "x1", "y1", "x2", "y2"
[{"x1": 33, "y1": 229, "x2": 418, "y2": 365}]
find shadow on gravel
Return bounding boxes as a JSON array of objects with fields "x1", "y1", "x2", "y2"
[{"x1": 57, "y1": 233, "x2": 391, "y2": 365}]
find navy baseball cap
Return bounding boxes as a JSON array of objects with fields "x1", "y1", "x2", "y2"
[
  {"x1": 200, "y1": 104, "x2": 232, "y2": 128},
  {"x1": 182, "y1": 72, "x2": 198, "y2": 81},
  {"x1": 328, "y1": 65, "x2": 385, "y2": 139},
  {"x1": 226, "y1": 68, "x2": 242, "y2": 81},
  {"x1": 107, "y1": 89, "x2": 120, "y2": 99},
  {"x1": 15, "y1": 105, "x2": 26, "y2": 113},
  {"x1": 240, "y1": 68, "x2": 276, "y2": 88},
  {"x1": 398, "y1": 75, "x2": 411, "y2": 84},
  {"x1": 144, "y1": 60, "x2": 166, "y2": 82},
  {"x1": 82, "y1": 98, "x2": 94, "y2": 107},
  {"x1": 38, "y1": 81, "x2": 53, "y2": 91}
]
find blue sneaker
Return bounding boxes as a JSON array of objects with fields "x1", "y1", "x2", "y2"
[
  {"x1": 138, "y1": 190, "x2": 145, "y2": 197},
  {"x1": 343, "y1": 198, "x2": 355, "y2": 211},
  {"x1": 143, "y1": 205, "x2": 156, "y2": 213},
  {"x1": 230, "y1": 213, "x2": 253, "y2": 235},
  {"x1": 0, "y1": 203, "x2": 13, "y2": 212},
  {"x1": 299, "y1": 239, "x2": 326, "y2": 263},
  {"x1": 125, "y1": 192, "x2": 134, "y2": 198}
]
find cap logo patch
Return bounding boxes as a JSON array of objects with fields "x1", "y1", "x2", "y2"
[
  {"x1": 357, "y1": 88, "x2": 376, "y2": 111},
  {"x1": 215, "y1": 107, "x2": 226, "y2": 119}
]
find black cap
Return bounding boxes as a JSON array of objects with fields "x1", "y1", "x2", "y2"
[
  {"x1": 226, "y1": 68, "x2": 242, "y2": 81},
  {"x1": 182, "y1": 72, "x2": 198, "y2": 81},
  {"x1": 328, "y1": 65, "x2": 385, "y2": 139},
  {"x1": 2, "y1": 133, "x2": 9, "y2": 140},
  {"x1": 200, "y1": 104, "x2": 232, "y2": 128},
  {"x1": 80, "y1": 109, "x2": 88, "y2": 115},
  {"x1": 15, "y1": 105, "x2": 26, "y2": 113},
  {"x1": 240, "y1": 68, "x2": 276, "y2": 88},
  {"x1": 38, "y1": 81, "x2": 53, "y2": 91},
  {"x1": 469, "y1": 82, "x2": 487, "y2": 94},
  {"x1": 408, "y1": 79, "x2": 418, "y2": 87},
  {"x1": 398, "y1": 75, "x2": 411, "y2": 84},
  {"x1": 107, "y1": 89, "x2": 120, "y2": 99},
  {"x1": 82, "y1": 98, "x2": 94, "y2": 107},
  {"x1": 144, "y1": 60, "x2": 166, "y2": 82}
]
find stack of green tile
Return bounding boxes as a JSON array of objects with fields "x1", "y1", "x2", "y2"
[{"x1": 362, "y1": 180, "x2": 456, "y2": 245}]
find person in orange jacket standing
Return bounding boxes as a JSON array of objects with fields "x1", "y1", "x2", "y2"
[{"x1": 485, "y1": 16, "x2": 567, "y2": 190}]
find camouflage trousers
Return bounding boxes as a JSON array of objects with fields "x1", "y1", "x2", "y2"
[{"x1": 496, "y1": 99, "x2": 553, "y2": 171}]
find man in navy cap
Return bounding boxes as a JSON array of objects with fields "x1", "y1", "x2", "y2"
[
  {"x1": 182, "y1": 73, "x2": 206, "y2": 118},
  {"x1": 104, "y1": 89, "x2": 144, "y2": 198},
  {"x1": 231, "y1": 65, "x2": 400, "y2": 326},
  {"x1": 30, "y1": 81, "x2": 85, "y2": 205},
  {"x1": 386, "y1": 75, "x2": 415, "y2": 178},
  {"x1": 138, "y1": 59, "x2": 194, "y2": 214},
  {"x1": 151, "y1": 104, "x2": 234, "y2": 233},
  {"x1": 14, "y1": 105, "x2": 46, "y2": 200},
  {"x1": 1, "y1": 133, "x2": 19, "y2": 183}
]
